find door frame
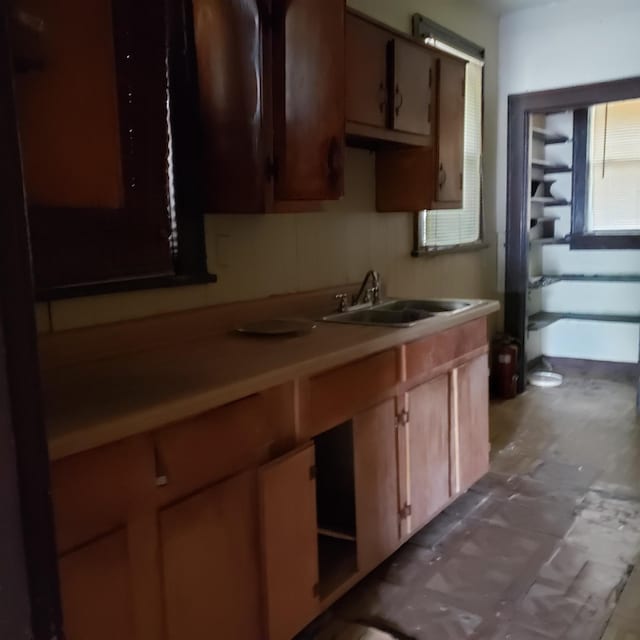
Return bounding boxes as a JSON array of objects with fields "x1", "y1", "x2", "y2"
[
  {"x1": 0, "y1": 8, "x2": 64, "y2": 639},
  {"x1": 505, "y1": 75, "x2": 640, "y2": 392}
]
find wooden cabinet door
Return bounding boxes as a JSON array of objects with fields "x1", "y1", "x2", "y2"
[
  {"x1": 407, "y1": 374, "x2": 451, "y2": 533},
  {"x1": 346, "y1": 12, "x2": 388, "y2": 129},
  {"x1": 192, "y1": 0, "x2": 269, "y2": 213},
  {"x1": 389, "y1": 38, "x2": 433, "y2": 137},
  {"x1": 260, "y1": 444, "x2": 319, "y2": 640},
  {"x1": 435, "y1": 56, "x2": 466, "y2": 206},
  {"x1": 272, "y1": 0, "x2": 345, "y2": 201},
  {"x1": 59, "y1": 530, "x2": 135, "y2": 640},
  {"x1": 353, "y1": 398, "x2": 400, "y2": 571},
  {"x1": 160, "y1": 470, "x2": 263, "y2": 640},
  {"x1": 453, "y1": 354, "x2": 490, "y2": 494}
]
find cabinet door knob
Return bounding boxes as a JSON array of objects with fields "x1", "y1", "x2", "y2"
[{"x1": 439, "y1": 164, "x2": 447, "y2": 189}]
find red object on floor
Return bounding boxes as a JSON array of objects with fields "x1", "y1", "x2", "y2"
[{"x1": 492, "y1": 336, "x2": 519, "y2": 399}]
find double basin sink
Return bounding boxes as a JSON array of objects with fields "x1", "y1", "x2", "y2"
[{"x1": 323, "y1": 299, "x2": 481, "y2": 328}]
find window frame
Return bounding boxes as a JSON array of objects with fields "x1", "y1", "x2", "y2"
[
  {"x1": 571, "y1": 104, "x2": 640, "y2": 250},
  {"x1": 411, "y1": 14, "x2": 487, "y2": 257}
]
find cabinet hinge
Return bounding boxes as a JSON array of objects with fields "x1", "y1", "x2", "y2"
[
  {"x1": 396, "y1": 409, "x2": 409, "y2": 428},
  {"x1": 398, "y1": 503, "x2": 412, "y2": 520},
  {"x1": 309, "y1": 465, "x2": 317, "y2": 481},
  {"x1": 460, "y1": 172, "x2": 463, "y2": 190},
  {"x1": 462, "y1": 78, "x2": 466, "y2": 98},
  {"x1": 266, "y1": 155, "x2": 278, "y2": 182},
  {"x1": 429, "y1": 67, "x2": 433, "y2": 89}
]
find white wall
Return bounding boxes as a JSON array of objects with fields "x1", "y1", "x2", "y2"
[
  {"x1": 496, "y1": 0, "x2": 640, "y2": 277},
  {"x1": 35, "y1": 0, "x2": 500, "y2": 333}
]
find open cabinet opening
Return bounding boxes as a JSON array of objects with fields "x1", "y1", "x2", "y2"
[{"x1": 313, "y1": 421, "x2": 358, "y2": 599}]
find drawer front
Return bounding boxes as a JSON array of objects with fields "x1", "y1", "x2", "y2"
[
  {"x1": 51, "y1": 436, "x2": 155, "y2": 553},
  {"x1": 307, "y1": 349, "x2": 398, "y2": 435},
  {"x1": 405, "y1": 318, "x2": 487, "y2": 382},
  {"x1": 153, "y1": 394, "x2": 273, "y2": 503}
]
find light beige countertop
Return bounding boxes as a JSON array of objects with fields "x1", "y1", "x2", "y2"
[{"x1": 41, "y1": 293, "x2": 499, "y2": 461}]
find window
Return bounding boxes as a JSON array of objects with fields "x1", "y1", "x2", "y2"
[
  {"x1": 413, "y1": 14, "x2": 485, "y2": 253},
  {"x1": 588, "y1": 98, "x2": 640, "y2": 232}
]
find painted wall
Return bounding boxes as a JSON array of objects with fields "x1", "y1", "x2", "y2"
[
  {"x1": 35, "y1": 0, "x2": 500, "y2": 333},
  {"x1": 496, "y1": 0, "x2": 640, "y2": 255}
]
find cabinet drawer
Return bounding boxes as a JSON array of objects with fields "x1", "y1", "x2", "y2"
[
  {"x1": 51, "y1": 436, "x2": 155, "y2": 553},
  {"x1": 405, "y1": 318, "x2": 487, "y2": 382},
  {"x1": 307, "y1": 349, "x2": 398, "y2": 435},
  {"x1": 153, "y1": 395, "x2": 273, "y2": 503}
]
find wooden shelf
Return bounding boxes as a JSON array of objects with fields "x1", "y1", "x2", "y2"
[
  {"x1": 532, "y1": 127, "x2": 571, "y2": 145},
  {"x1": 528, "y1": 311, "x2": 640, "y2": 331},
  {"x1": 317, "y1": 526, "x2": 357, "y2": 542},
  {"x1": 529, "y1": 237, "x2": 570, "y2": 246},
  {"x1": 532, "y1": 159, "x2": 572, "y2": 173},
  {"x1": 317, "y1": 535, "x2": 357, "y2": 600},
  {"x1": 535, "y1": 274, "x2": 640, "y2": 284},
  {"x1": 531, "y1": 197, "x2": 571, "y2": 207}
]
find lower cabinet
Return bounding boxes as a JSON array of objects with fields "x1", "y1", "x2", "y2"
[
  {"x1": 406, "y1": 374, "x2": 451, "y2": 533},
  {"x1": 160, "y1": 469, "x2": 263, "y2": 640},
  {"x1": 353, "y1": 398, "x2": 401, "y2": 571},
  {"x1": 260, "y1": 444, "x2": 320, "y2": 640},
  {"x1": 59, "y1": 530, "x2": 135, "y2": 640},
  {"x1": 53, "y1": 323, "x2": 492, "y2": 640},
  {"x1": 453, "y1": 354, "x2": 490, "y2": 493}
]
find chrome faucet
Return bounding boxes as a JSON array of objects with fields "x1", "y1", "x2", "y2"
[{"x1": 352, "y1": 270, "x2": 381, "y2": 307}]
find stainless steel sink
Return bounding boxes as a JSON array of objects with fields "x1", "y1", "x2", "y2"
[
  {"x1": 322, "y1": 298, "x2": 481, "y2": 328},
  {"x1": 323, "y1": 307, "x2": 436, "y2": 328},
  {"x1": 377, "y1": 299, "x2": 473, "y2": 314}
]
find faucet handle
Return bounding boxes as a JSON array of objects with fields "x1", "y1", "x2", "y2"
[{"x1": 335, "y1": 293, "x2": 349, "y2": 312}]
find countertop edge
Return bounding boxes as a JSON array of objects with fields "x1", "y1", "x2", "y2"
[{"x1": 47, "y1": 300, "x2": 500, "y2": 461}]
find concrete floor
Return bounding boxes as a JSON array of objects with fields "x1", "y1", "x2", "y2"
[{"x1": 301, "y1": 374, "x2": 640, "y2": 639}]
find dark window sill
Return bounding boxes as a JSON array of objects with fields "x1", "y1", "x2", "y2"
[
  {"x1": 570, "y1": 233, "x2": 640, "y2": 250},
  {"x1": 36, "y1": 271, "x2": 216, "y2": 302},
  {"x1": 412, "y1": 240, "x2": 489, "y2": 258}
]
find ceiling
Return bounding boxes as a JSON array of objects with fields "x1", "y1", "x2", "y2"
[{"x1": 466, "y1": 0, "x2": 570, "y2": 16}]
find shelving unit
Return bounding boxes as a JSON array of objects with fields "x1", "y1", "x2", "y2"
[{"x1": 530, "y1": 197, "x2": 571, "y2": 207}]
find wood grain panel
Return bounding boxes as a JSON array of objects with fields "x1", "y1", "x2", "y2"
[
  {"x1": 260, "y1": 444, "x2": 319, "y2": 640},
  {"x1": 390, "y1": 38, "x2": 433, "y2": 137},
  {"x1": 192, "y1": 0, "x2": 268, "y2": 212},
  {"x1": 307, "y1": 349, "x2": 398, "y2": 436},
  {"x1": 14, "y1": 0, "x2": 123, "y2": 208},
  {"x1": 51, "y1": 436, "x2": 155, "y2": 553},
  {"x1": 376, "y1": 146, "x2": 435, "y2": 212},
  {"x1": 405, "y1": 318, "x2": 487, "y2": 382},
  {"x1": 407, "y1": 375, "x2": 451, "y2": 532},
  {"x1": 272, "y1": 0, "x2": 345, "y2": 201},
  {"x1": 59, "y1": 530, "x2": 135, "y2": 640},
  {"x1": 434, "y1": 56, "x2": 465, "y2": 207},
  {"x1": 153, "y1": 394, "x2": 273, "y2": 503},
  {"x1": 354, "y1": 398, "x2": 400, "y2": 571},
  {"x1": 161, "y1": 470, "x2": 263, "y2": 640},
  {"x1": 346, "y1": 11, "x2": 389, "y2": 129},
  {"x1": 454, "y1": 354, "x2": 490, "y2": 493}
]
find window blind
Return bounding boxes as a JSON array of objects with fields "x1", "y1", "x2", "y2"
[
  {"x1": 418, "y1": 51, "x2": 483, "y2": 249},
  {"x1": 588, "y1": 98, "x2": 640, "y2": 232}
]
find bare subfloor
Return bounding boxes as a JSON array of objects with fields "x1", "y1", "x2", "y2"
[{"x1": 299, "y1": 375, "x2": 640, "y2": 639}]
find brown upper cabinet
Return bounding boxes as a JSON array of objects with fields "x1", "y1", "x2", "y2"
[
  {"x1": 194, "y1": 0, "x2": 346, "y2": 213},
  {"x1": 376, "y1": 53, "x2": 467, "y2": 212},
  {"x1": 346, "y1": 10, "x2": 433, "y2": 147}
]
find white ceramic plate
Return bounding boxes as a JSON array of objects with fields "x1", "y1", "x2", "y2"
[
  {"x1": 528, "y1": 370, "x2": 563, "y2": 388},
  {"x1": 236, "y1": 318, "x2": 316, "y2": 336}
]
